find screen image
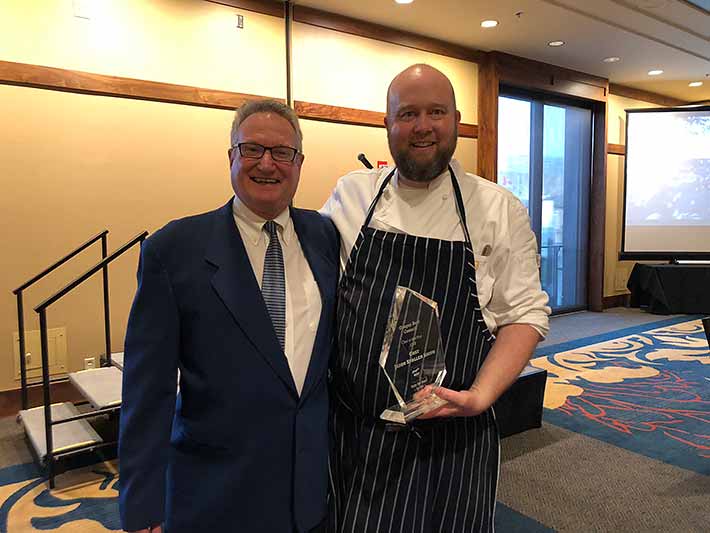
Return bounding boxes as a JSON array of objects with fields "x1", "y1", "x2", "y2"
[{"x1": 623, "y1": 106, "x2": 710, "y2": 258}]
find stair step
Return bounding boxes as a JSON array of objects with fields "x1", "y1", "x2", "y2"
[
  {"x1": 68, "y1": 367, "x2": 122, "y2": 409},
  {"x1": 19, "y1": 402, "x2": 103, "y2": 460},
  {"x1": 109, "y1": 351, "x2": 124, "y2": 370}
]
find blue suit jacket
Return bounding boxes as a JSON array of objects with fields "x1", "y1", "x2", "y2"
[{"x1": 119, "y1": 199, "x2": 339, "y2": 532}]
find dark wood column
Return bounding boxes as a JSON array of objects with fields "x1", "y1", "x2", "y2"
[
  {"x1": 476, "y1": 53, "x2": 499, "y2": 182},
  {"x1": 589, "y1": 102, "x2": 608, "y2": 311}
]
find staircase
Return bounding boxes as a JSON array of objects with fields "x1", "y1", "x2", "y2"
[{"x1": 13, "y1": 230, "x2": 148, "y2": 487}]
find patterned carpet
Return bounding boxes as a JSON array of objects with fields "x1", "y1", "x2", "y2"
[
  {"x1": 0, "y1": 461, "x2": 119, "y2": 532},
  {"x1": 0, "y1": 460, "x2": 550, "y2": 532},
  {"x1": 532, "y1": 317, "x2": 709, "y2": 475}
]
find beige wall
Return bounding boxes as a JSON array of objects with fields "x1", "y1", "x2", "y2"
[
  {"x1": 604, "y1": 95, "x2": 660, "y2": 297},
  {"x1": 0, "y1": 84, "x2": 235, "y2": 391},
  {"x1": 292, "y1": 23, "x2": 478, "y2": 123},
  {"x1": 0, "y1": 0, "x2": 286, "y2": 97},
  {"x1": 0, "y1": 1, "x2": 480, "y2": 392}
]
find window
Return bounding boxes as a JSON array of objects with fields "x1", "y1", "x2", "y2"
[{"x1": 499, "y1": 93, "x2": 592, "y2": 312}]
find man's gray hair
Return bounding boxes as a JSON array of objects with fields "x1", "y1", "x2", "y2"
[{"x1": 230, "y1": 99, "x2": 303, "y2": 151}]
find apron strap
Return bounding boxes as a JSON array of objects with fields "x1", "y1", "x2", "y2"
[
  {"x1": 362, "y1": 165, "x2": 473, "y2": 249},
  {"x1": 449, "y1": 165, "x2": 473, "y2": 249},
  {"x1": 363, "y1": 168, "x2": 396, "y2": 229}
]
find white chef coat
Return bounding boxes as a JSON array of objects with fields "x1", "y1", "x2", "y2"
[
  {"x1": 320, "y1": 159, "x2": 551, "y2": 337},
  {"x1": 233, "y1": 197, "x2": 322, "y2": 394}
]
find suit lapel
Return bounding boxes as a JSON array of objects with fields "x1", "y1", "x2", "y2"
[
  {"x1": 291, "y1": 208, "x2": 333, "y2": 402},
  {"x1": 206, "y1": 200, "x2": 297, "y2": 396}
]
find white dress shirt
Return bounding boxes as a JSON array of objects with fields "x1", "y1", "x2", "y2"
[
  {"x1": 321, "y1": 159, "x2": 551, "y2": 337},
  {"x1": 233, "y1": 197, "x2": 322, "y2": 394}
]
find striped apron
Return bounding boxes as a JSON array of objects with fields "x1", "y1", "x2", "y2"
[{"x1": 329, "y1": 166, "x2": 500, "y2": 533}]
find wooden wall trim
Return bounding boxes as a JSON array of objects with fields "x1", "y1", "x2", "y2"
[
  {"x1": 294, "y1": 101, "x2": 478, "y2": 138},
  {"x1": 607, "y1": 143, "x2": 626, "y2": 156},
  {"x1": 0, "y1": 60, "x2": 271, "y2": 110},
  {"x1": 0, "y1": 60, "x2": 479, "y2": 138},
  {"x1": 295, "y1": 101, "x2": 383, "y2": 128},
  {"x1": 493, "y1": 52, "x2": 609, "y2": 102},
  {"x1": 205, "y1": 0, "x2": 284, "y2": 18},
  {"x1": 609, "y1": 83, "x2": 687, "y2": 107},
  {"x1": 458, "y1": 122, "x2": 478, "y2": 139},
  {"x1": 292, "y1": 5, "x2": 483, "y2": 63},
  {"x1": 603, "y1": 293, "x2": 630, "y2": 309}
]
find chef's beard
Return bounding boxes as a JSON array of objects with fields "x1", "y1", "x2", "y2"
[{"x1": 389, "y1": 136, "x2": 457, "y2": 183}]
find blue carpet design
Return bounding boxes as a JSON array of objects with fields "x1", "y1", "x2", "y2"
[
  {"x1": 0, "y1": 461, "x2": 120, "y2": 532},
  {"x1": 533, "y1": 318, "x2": 709, "y2": 475},
  {"x1": 494, "y1": 502, "x2": 554, "y2": 532},
  {"x1": 0, "y1": 459, "x2": 551, "y2": 532}
]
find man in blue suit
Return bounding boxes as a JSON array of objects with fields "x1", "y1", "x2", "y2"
[{"x1": 118, "y1": 100, "x2": 338, "y2": 533}]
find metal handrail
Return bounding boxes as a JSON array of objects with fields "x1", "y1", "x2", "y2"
[
  {"x1": 34, "y1": 232, "x2": 148, "y2": 311},
  {"x1": 34, "y1": 230, "x2": 148, "y2": 488},
  {"x1": 13, "y1": 230, "x2": 109, "y2": 410},
  {"x1": 12, "y1": 230, "x2": 109, "y2": 295},
  {"x1": 541, "y1": 243, "x2": 564, "y2": 308}
]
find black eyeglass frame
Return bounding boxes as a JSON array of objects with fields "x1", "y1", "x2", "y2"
[{"x1": 232, "y1": 142, "x2": 301, "y2": 163}]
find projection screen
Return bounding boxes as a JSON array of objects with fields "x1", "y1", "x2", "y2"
[{"x1": 621, "y1": 106, "x2": 710, "y2": 260}]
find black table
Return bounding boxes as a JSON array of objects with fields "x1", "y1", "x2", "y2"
[
  {"x1": 494, "y1": 365, "x2": 547, "y2": 438},
  {"x1": 627, "y1": 263, "x2": 710, "y2": 314}
]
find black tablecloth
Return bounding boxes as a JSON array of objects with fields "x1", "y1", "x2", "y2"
[{"x1": 627, "y1": 263, "x2": 710, "y2": 314}]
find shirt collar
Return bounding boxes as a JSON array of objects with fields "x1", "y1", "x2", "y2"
[{"x1": 232, "y1": 196, "x2": 292, "y2": 246}]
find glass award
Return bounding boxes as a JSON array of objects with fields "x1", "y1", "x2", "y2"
[{"x1": 379, "y1": 286, "x2": 448, "y2": 424}]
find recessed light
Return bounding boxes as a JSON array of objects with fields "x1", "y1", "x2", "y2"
[
  {"x1": 481, "y1": 20, "x2": 499, "y2": 28},
  {"x1": 394, "y1": 0, "x2": 414, "y2": 4},
  {"x1": 548, "y1": 40, "x2": 565, "y2": 47},
  {"x1": 603, "y1": 57, "x2": 621, "y2": 63},
  {"x1": 688, "y1": 81, "x2": 703, "y2": 87},
  {"x1": 647, "y1": 69, "x2": 664, "y2": 76}
]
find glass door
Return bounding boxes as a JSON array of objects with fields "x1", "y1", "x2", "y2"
[{"x1": 498, "y1": 94, "x2": 591, "y2": 312}]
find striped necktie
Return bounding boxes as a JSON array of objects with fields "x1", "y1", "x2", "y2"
[{"x1": 262, "y1": 220, "x2": 286, "y2": 351}]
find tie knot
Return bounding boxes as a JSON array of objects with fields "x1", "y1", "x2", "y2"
[{"x1": 263, "y1": 220, "x2": 279, "y2": 238}]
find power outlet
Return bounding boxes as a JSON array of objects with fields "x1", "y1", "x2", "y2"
[{"x1": 84, "y1": 357, "x2": 96, "y2": 370}]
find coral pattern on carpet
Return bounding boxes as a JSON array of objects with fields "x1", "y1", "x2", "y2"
[{"x1": 533, "y1": 319, "x2": 709, "y2": 474}]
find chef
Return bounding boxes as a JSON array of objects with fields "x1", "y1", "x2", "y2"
[{"x1": 321, "y1": 64, "x2": 550, "y2": 532}]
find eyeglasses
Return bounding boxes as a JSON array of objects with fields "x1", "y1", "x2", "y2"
[{"x1": 233, "y1": 142, "x2": 300, "y2": 162}]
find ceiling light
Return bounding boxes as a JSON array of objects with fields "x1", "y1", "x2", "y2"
[
  {"x1": 481, "y1": 20, "x2": 499, "y2": 28},
  {"x1": 394, "y1": 0, "x2": 414, "y2": 4},
  {"x1": 603, "y1": 57, "x2": 621, "y2": 63},
  {"x1": 688, "y1": 81, "x2": 703, "y2": 87},
  {"x1": 647, "y1": 69, "x2": 664, "y2": 76},
  {"x1": 548, "y1": 40, "x2": 565, "y2": 47}
]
